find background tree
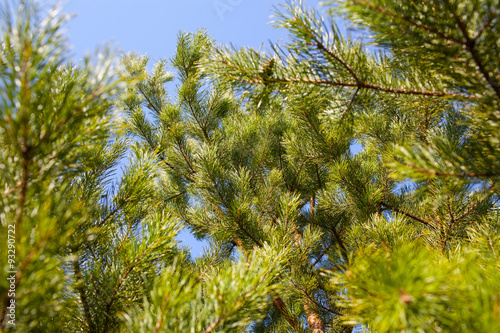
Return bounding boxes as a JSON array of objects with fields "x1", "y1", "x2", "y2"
[{"x1": 1, "y1": 2, "x2": 290, "y2": 332}]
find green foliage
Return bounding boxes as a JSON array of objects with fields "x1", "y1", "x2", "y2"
[
  {"x1": 124, "y1": 245, "x2": 288, "y2": 333},
  {"x1": 2, "y1": 0, "x2": 500, "y2": 332},
  {"x1": 201, "y1": 0, "x2": 500, "y2": 331}
]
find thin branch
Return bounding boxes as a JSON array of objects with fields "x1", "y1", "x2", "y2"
[
  {"x1": 102, "y1": 236, "x2": 165, "y2": 332},
  {"x1": 340, "y1": 88, "x2": 360, "y2": 121},
  {"x1": 357, "y1": 0, "x2": 464, "y2": 45},
  {"x1": 226, "y1": 74, "x2": 476, "y2": 99},
  {"x1": 277, "y1": 139, "x2": 290, "y2": 190},
  {"x1": 315, "y1": 164, "x2": 323, "y2": 189},
  {"x1": 290, "y1": 279, "x2": 343, "y2": 316},
  {"x1": 442, "y1": 198, "x2": 456, "y2": 251},
  {"x1": 73, "y1": 256, "x2": 95, "y2": 332},
  {"x1": 290, "y1": 160, "x2": 307, "y2": 191},
  {"x1": 330, "y1": 226, "x2": 349, "y2": 264},
  {"x1": 175, "y1": 139, "x2": 196, "y2": 174},
  {"x1": 474, "y1": 2, "x2": 500, "y2": 41},
  {"x1": 488, "y1": 234, "x2": 498, "y2": 259},
  {"x1": 185, "y1": 95, "x2": 210, "y2": 141},
  {"x1": 138, "y1": 85, "x2": 162, "y2": 116},
  {"x1": 405, "y1": 162, "x2": 500, "y2": 178},
  {"x1": 97, "y1": 199, "x2": 128, "y2": 228},
  {"x1": 381, "y1": 201, "x2": 435, "y2": 229},
  {"x1": 272, "y1": 296, "x2": 303, "y2": 332},
  {"x1": 454, "y1": 196, "x2": 488, "y2": 222},
  {"x1": 164, "y1": 190, "x2": 187, "y2": 203},
  {"x1": 447, "y1": 0, "x2": 500, "y2": 98},
  {"x1": 298, "y1": 17, "x2": 360, "y2": 83},
  {"x1": 312, "y1": 240, "x2": 334, "y2": 267},
  {"x1": 204, "y1": 165, "x2": 264, "y2": 248}
]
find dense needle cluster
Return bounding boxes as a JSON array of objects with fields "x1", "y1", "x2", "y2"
[{"x1": 1, "y1": 0, "x2": 499, "y2": 332}]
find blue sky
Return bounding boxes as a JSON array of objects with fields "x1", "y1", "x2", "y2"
[
  {"x1": 64, "y1": 0, "x2": 322, "y2": 60},
  {"x1": 63, "y1": 0, "x2": 324, "y2": 257}
]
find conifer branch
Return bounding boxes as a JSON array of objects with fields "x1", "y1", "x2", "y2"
[
  {"x1": 272, "y1": 296, "x2": 303, "y2": 332},
  {"x1": 246, "y1": 75, "x2": 477, "y2": 99},
  {"x1": 204, "y1": 165, "x2": 264, "y2": 248},
  {"x1": 15, "y1": 142, "x2": 30, "y2": 241},
  {"x1": 138, "y1": 85, "x2": 162, "y2": 116},
  {"x1": 488, "y1": 234, "x2": 498, "y2": 260},
  {"x1": 300, "y1": 106, "x2": 331, "y2": 153},
  {"x1": 297, "y1": 16, "x2": 360, "y2": 84},
  {"x1": 97, "y1": 198, "x2": 128, "y2": 228},
  {"x1": 315, "y1": 164, "x2": 323, "y2": 189},
  {"x1": 176, "y1": 139, "x2": 196, "y2": 174},
  {"x1": 330, "y1": 226, "x2": 349, "y2": 264},
  {"x1": 447, "y1": 2, "x2": 500, "y2": 98},
  {"x1": 405, "y1": 163, "x2": 500, "y2": 178},
  {"x1": 312, "y1": 240, "x2": 334, "y2": 267},
  {"x1": 290, "y1": 279, "x2": 342, "y2": 316},
  {"x1": 380, "y1": 201, "x2": 435, "y2": 229},
  {"x1": 103, "y1": 235, "x2": 166, "y2": 332},
  {"x1": 290, "y1": 160, "x2": 307, "y2": 191},
  {"x1": 73, "y1": 257, "x2": 96, "y2": 332},
  {"x1": 1, "y1": 229, "x2": 54, "y2": 327},
  {"x1": 340, "y1": 88, "x2": 360, "y2": 121},
  {"x1": 474, "y1": 2, "x2": 500, "y2": 41},
  {"x1": 186, "y1": 96, "x2": 210, "y2": 141},
  {"x1": 278, "y1": 140, "x2": 290, "y2": 190},
  {"x1": 248, "y1": 130, "x2": 271, "y2": 183},
  {"x1": 351, "y1": 0, "x2": 464, "y2": 45},
  {"x1": 442, "y1": 199, "x2": 456, "y2": 251},
  {"x1": 454, "y1": 195, "x2": 489, "y2": 222},
  {"x1": 164, "y1": 190, "x2": 187, "y2": 203}
]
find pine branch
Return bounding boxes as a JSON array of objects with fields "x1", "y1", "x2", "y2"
[
  {"x1": 441, "y1": 198, "x2": 456, "y2": 252},
  {"x1": 290, "y1": 279, "x2": 342, "y2": 316},
  {"x1": 272, "y1": 296, "x2": 303, "y2": 332},
  {"x1": 446, "y1": 1, "x2": 500, "y2": 99},
  {"x1": 330, "y1": 225, "x2": 349, "y2": 264},
  {"x1": 138, "y1": 85, "x2": 162, "y2": 116},
  {"x1": 290, "y1": 160, "x2": 307, "y2": 191},
  {"x1": 226, "y1": 74, "x2": 477, "y2": 99},
  {"x1": 175, "y1": 138, "x2": 196, "y2": 174},
  {"x1": 14, "y1": 143, "x2": 30, "y2": 241},
  {"x1": 474, "y1": 2, "x2": 500, "y2": 41},
  {"x1": 102, "y1": 235, "x2": 166, "y2": 332},
  {"x1": 97, "y1": 198, "x2": 128, "y2": 228},
  {"x1": 296, "y1": 16, "x2": 360, "y2": 84},
  {"x1": 185, "y1": 95, "x2": 210, "y2": 141},
  {"x1": 340, "y1": 88, "x2": 360, "y2": 121},
  {"x1": 277, "y1": 140, "x2": 290, "y2": 190},
  {"x1": 204, "y1": 165, "x2": 264, "y2": 248},
  {"x1": 454, "y1": 195, "x2": 489, "y2": 222},
  {"x1": 380, "y1": 201, "x2": 435, "y2": 229},
  {"x1": 1, "y1": 229, "x2": 54, "y2": 327},
  {"x1": 488, "y1": 234, "x2": 498, "y2": 259},
  {"x1": 405, "y1": 162, "x2": 500, "y2": 178},
  {"x1": 351, "y1": 0, "x2": 464, "y2": 45},
  {"x1": 73, "y1": 256, "x2": 96, "y2": 332},
  {"x1": 312, "y1": 240, "x2": 334, "y2": 267}
]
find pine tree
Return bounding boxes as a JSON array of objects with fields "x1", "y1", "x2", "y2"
[
  {"x1": 202, "y1": 0, "x2": 500, "y2": 331},
  {"x1": 2, "y1": 0, "x2": 500, "y2": 332},
  {"x1": 1, "y1": 2, "x2": 291, "y2": 332}
]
